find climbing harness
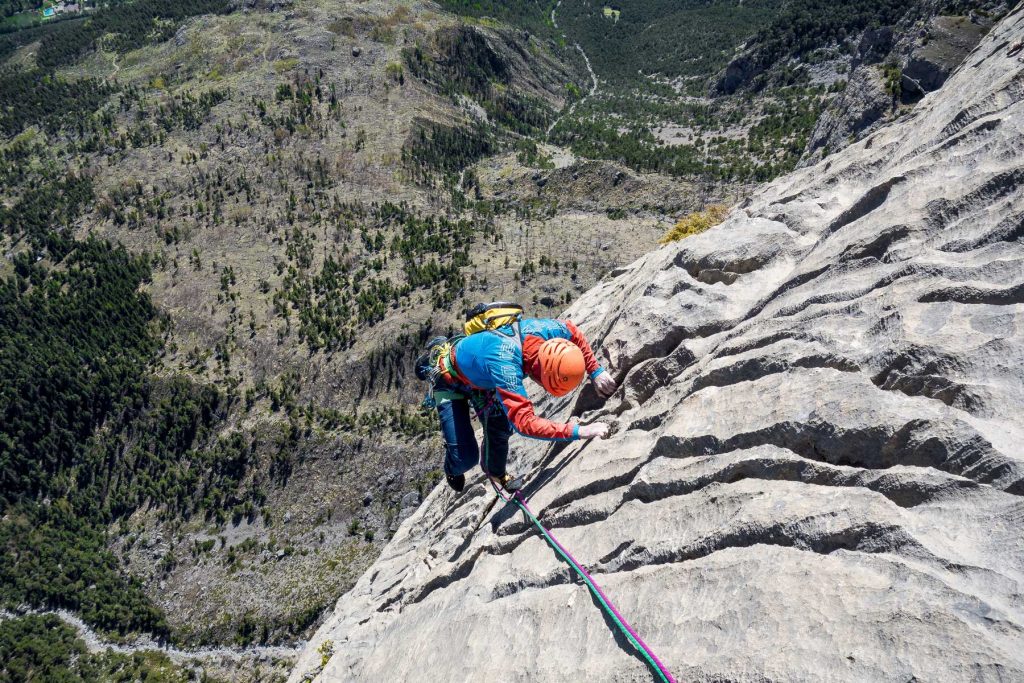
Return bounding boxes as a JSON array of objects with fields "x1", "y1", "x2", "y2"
[{"x1": 489, "y1": 479, "x2": 677, "y2": 683}]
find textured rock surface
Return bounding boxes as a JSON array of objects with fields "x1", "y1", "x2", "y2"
[{"x1": 292, "y1": 10, "x2": 1024, "y2": 682}]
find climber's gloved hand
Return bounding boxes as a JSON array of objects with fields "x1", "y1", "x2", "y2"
[
  {"x1": 592, "y1": 372, "x2": 616, "y2": 399},
  {"x1": 578, "y1": 422, "x2": 610, "y2": 440}
]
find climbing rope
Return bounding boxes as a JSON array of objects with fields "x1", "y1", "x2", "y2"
[
  {"x1": 490, "y1": 480, "x2": 677, "y2": 683},
  {"x1": 475, "y1": 396, "x2": 673, "y2": 680}
]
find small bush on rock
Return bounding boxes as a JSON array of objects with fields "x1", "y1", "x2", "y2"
[{"x1": 660, "y1": 205, "x2": 729, "y2": 243}]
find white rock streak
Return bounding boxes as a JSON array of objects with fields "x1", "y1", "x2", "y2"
[{"x1": 1, "y1": 609, "x2": 301, "y2": 665}]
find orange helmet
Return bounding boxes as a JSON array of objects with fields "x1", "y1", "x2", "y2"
[{"x1": 538, "y1": 338, "x2": 586, "y2": 397}]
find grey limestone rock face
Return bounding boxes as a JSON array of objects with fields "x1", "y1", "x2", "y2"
[
  {"x1": 292, "y1": 9, "x2": 1024, "y2": 682},
  {"x1": 803, "y1": 62, "x2": 892, "y2": 164}
]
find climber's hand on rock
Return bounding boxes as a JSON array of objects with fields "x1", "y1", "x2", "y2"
[
  {"x1": 578, "y1": 422, "x2": 610, "y2": 440},
  {"x1": 593, "y1": 372, "x2": 617, "y2": 399}
]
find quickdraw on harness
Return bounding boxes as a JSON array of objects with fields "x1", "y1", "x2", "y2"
[
  {"x1": 490, "y1": 479, "x2": 677, "y2": 683},
  {"x1": 416, "y1": 336, "x2": 460, "y2": 408}
]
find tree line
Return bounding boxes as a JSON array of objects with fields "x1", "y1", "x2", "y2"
[{"x1": 36, "y1": 0, "x2": 230, "y2": 70}]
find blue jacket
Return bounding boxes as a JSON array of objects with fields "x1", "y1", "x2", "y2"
[{"x1": 451, "y1": 318, "x2": 604, "y2": 440}]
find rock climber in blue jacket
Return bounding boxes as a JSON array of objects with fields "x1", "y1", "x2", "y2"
[{"x1": 417, "y1": 304, "x2": 615, "y2": 492}]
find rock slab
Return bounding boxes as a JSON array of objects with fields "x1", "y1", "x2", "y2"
[{"x1": 292, "y1": 9, "x2": 1024, "y2": 682}]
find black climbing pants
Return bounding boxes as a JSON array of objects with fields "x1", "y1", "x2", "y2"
[{"x1": 436, "y1": 391, "x2": 511, "y2": 477}]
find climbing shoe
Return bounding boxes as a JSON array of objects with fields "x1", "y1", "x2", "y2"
[
  {"x1": 446, "y1": 472, "x2": 465, "y2": 492},
  {"x1": 491, "y1": 472, "x2": 524, "y2": 493}
]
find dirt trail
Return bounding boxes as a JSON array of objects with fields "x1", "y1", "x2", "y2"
[
  {"x1": 0, "y1": 609, "x2": 301, "y2": 665},
  {"x1": 546, "y1": 0, "x2": 599, "y2": 138}
]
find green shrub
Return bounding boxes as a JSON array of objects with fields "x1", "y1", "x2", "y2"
[{"x1": 883, "y1": 62, "x2": 902, "y2": 99}]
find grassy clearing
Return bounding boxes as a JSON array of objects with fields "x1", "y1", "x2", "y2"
[{"x1": 0, "y1": 10, "x2": 41, "y2": 30}]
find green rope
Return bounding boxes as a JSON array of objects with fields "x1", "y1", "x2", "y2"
[
  {"x1": 491, "y1": 481, "x2": 675, "y2": 683},
  {"x1": 480, "y1": 396, "x2": 674, "y2": 682},
  {"x1": 502, "y1": 488, "x2": 673, "y2": 683}
]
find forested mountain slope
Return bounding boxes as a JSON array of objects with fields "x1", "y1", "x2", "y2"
[{"x1": 1, "y1": 0, "x2": 715, "y2": 678}]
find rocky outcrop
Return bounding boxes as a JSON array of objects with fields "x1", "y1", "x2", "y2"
[
  {"x1": 803, "y1": 10, "x2": 998, "y2": 165},
  {"x1": 406, "y1": 23, "x2": 583, "y2": 120},
  {"x1": 475, "y1": 155, "x2": 743, "y2": 217},
  {"x1": 903, "y1": 15, "x2": 991, "y2": 96},
  {"x1": 803, "y1": 62, "x2": 892, "y2": 162},
  {"x1": 292, "y1": 9, "x2": 1024, "y2": 682},
  {"x1": 715, "y1": 54, "x2": 756, "y2": 95}
]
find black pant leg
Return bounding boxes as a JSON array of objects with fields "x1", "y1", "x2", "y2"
[{"x1": 482, "y1": 402, "x2": 513, "y2": 476}]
